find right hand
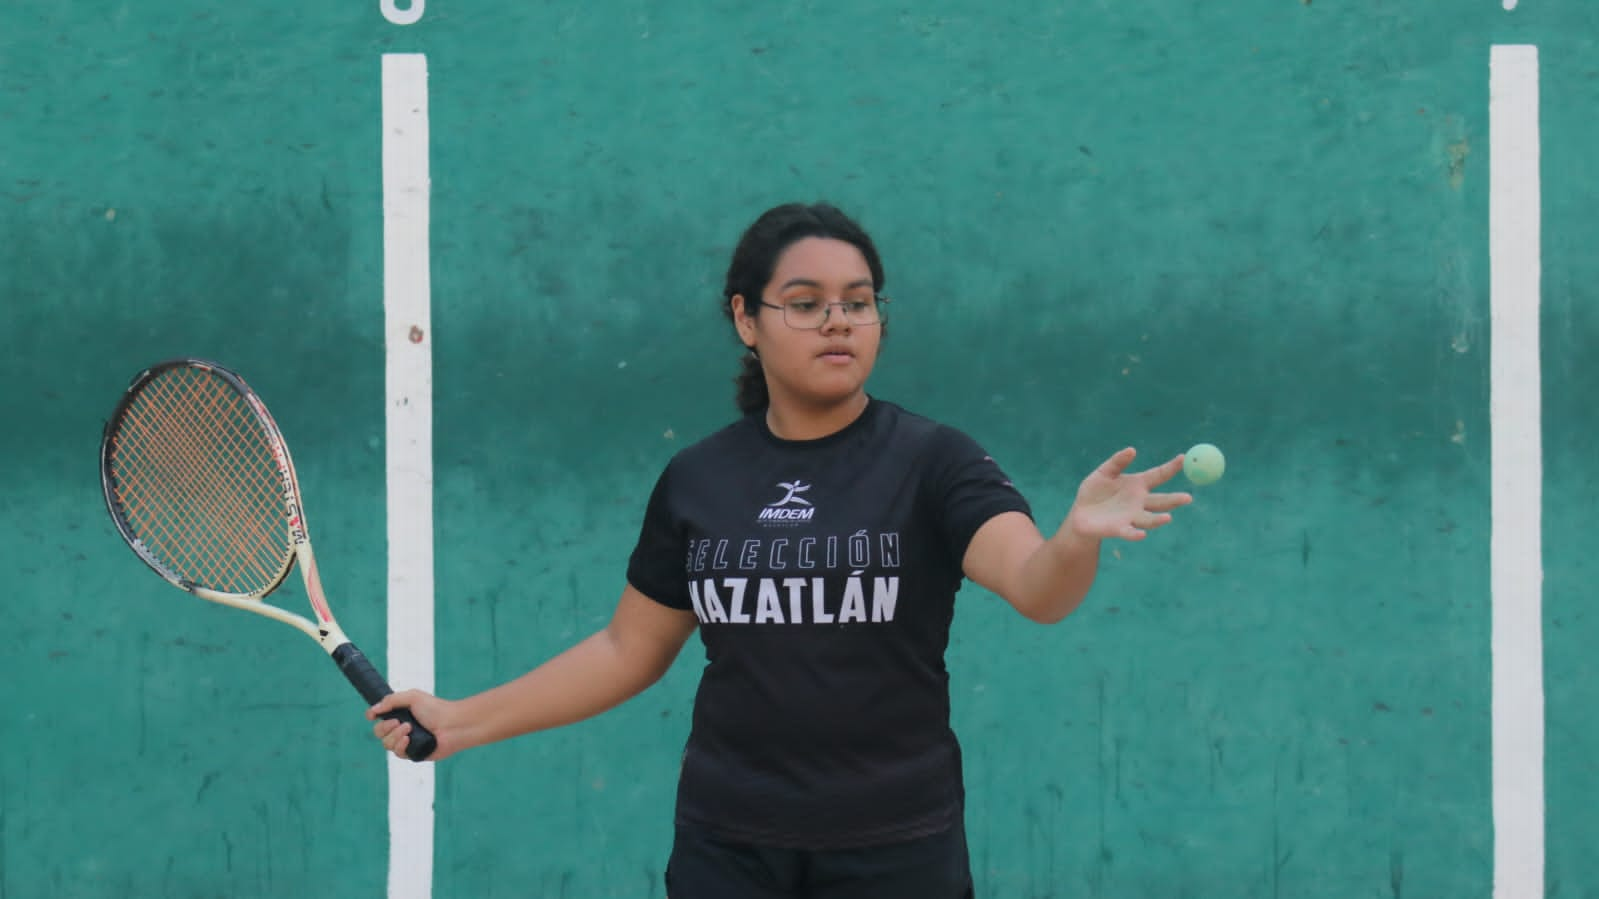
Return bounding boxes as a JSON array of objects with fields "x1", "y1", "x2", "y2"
[{"x1": 369, "y1": 690, "x2": 459, "y2": 762}]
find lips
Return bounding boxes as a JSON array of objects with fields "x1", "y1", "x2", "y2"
[{"x1": 818, "y1": 344, "x2": 854, "y2": 359}]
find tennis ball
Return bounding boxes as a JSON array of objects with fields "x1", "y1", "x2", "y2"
[{"x1": 1184, "y1": 443, "x2": 1226, "y2": 486}]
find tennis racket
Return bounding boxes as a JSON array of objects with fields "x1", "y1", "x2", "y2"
[{"x1": 99, "y1": 358, "x2": 437, "y2": 761}]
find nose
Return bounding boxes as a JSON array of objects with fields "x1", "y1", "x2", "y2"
[{"x1": 818, "y1": 302, "x2": 853, "y2": 333}]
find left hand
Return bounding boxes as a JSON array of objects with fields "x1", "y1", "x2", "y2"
[{"x1": 1064, "y1": 447, "x2": 1192, "y2": 542}]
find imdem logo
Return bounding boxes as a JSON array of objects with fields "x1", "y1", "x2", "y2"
[{"x1": 758, "y1": 480, "x2": 815, "y2": 522}]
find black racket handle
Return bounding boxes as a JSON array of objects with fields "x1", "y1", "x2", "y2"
[{"x1": 331, "y1": 643, "x2": 438, "y2": 761}]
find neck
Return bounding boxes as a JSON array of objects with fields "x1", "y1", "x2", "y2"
[{"x1": 764, "y1": 392, "x2": 870, "y2": 441}]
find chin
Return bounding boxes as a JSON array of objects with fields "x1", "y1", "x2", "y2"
[{"x1": 805, "y1": 382, "x2": 869, "y2": 407}]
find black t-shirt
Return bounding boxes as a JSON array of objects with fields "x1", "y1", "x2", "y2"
[{"x1": 626, "y1": 398, "x2": 1032, "y2": 849}]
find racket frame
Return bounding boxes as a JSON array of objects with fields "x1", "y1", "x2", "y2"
[{"x1": 100, "y1": 358, "x2": 433, "y2": 759}]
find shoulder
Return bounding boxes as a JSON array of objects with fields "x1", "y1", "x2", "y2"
[
  {"x1": 658, "y1": 413, "x2": 762, "y2": 475},
  {"x1": 872, "y1": 399, "x2": 983, "y2": 458}
]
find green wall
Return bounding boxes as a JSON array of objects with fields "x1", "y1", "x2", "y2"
[{"x1": 3, "y1": 1, "x2": 1595, "y2": 896}]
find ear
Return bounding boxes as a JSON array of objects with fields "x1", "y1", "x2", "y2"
[{"x1": 730, "y1": 295, "x2": 758, "y2": 349}]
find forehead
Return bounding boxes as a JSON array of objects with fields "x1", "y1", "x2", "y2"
[{"x1": 770, "y1": 237, "x2": 873, "y2": 287}]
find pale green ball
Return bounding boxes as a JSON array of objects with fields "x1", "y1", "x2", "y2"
[{"x1": 1184, "y1": 443, "x2": 1226, "y2": 486}]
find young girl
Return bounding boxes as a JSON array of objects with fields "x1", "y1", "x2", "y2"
[{"x1": 369, "y1": 202, "x2": 1192, "y2": 897}]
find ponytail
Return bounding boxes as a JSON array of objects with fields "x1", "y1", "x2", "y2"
[{"x1": 733, "y1": 351, "x2": 768, "y2": 414}]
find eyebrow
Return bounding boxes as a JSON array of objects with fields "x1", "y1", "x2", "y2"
[{"x1": 778, "y1": 278, "x2": 876, "y2": 291}]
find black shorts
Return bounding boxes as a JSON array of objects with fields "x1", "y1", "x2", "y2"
[{"x1": 664, "y1": 821, "x2": 975, "y2": 899}]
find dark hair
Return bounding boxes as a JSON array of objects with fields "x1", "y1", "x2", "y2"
[{"x1": 721, "y1": 202, "x2": 887, "y2": 413}]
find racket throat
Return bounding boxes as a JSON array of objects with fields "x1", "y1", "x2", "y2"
[
  {"x1": 315, "y1": 622, "x2": 354, "y2": 654},
  {"x1": 296, "y1": 542, "x2": 338, "y2": 626}
]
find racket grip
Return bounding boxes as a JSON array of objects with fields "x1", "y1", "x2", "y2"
[{"x1": 331, "y1": 643, "x2": 438, "y2": 761}]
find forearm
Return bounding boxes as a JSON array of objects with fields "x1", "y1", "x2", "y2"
[
  {"x1": 453, "y1": 627, "x2": 662, "y2": 750},
  {"x1": 1009, "y1": 529, "x2": 1102, "y2": 624}
]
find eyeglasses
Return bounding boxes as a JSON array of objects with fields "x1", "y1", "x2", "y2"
[{"x1": 758, "y1": 296, "x2": 888, "y2": 330}]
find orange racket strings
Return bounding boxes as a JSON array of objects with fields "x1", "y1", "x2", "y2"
[{"x1": 110, "y1": 368, "x2": 291, "y2": 594}]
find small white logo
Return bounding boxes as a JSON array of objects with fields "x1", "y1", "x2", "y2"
[
  {"x1": 769, "y1": 481, "x2": 812, "y2": 507},
  {"x1": 759, "y1": 480, "x2": 815, "y2": 522}
]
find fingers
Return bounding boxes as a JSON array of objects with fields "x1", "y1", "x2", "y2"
[
  {"x1": 1145, "y1": 491, "x2": 1192, "y2": 513},
  {"x1": 367, "y1": 689, "x2": 422, "y2": 720},
  {"x1": 369, "y1": 690, "x2": 427, "y2": 759},
  {"x1": 1112, "y1": 512, "x2": 1172, "y2": 543},
  {"x1": 1110, "y1": 510, "x2": 1176, "y2": 542},
  {"x1": 1097, "y1": 446, "x2": 1137, "y2": 478},
  {"x1": 1103, "y1": 450, "x2": 1188, "y2": 486},
  {"x1": 1138, "y1": 453, "x2": 1186, "y2": 486},
  {"x1": 1133, "y1": 511, "x2": 1173, "y2": 531},
  {"x1": 372, "y1": 717, "x2": 413, "y2": 757}
]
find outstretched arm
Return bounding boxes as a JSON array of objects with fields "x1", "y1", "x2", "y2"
[
  {"x1": 369, "y1": 585, "x2": 699, "y2": 760},
  {"x1": 963, "y1": 448, "x2": 1191, "y2": 624}
]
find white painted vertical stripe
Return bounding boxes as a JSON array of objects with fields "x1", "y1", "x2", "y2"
[
  {"x1": 382, "y1": 52, "x2": 435, "y2": 899},
  {"x1": 1489, "y1": 44, "x2": 1542, "y2": 899}
]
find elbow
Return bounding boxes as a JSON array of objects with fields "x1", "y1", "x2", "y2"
[
  {"x1": 636, "y1": 660, "x2": 674, "y2": 693},
  {"x1": 630, "y1": 639, "x2": 689, "y2": 694},
  {"x1": 1010, "y1": 591, "x2": 1086, "y2": 626},
  {"x1": 1023, "y1": 607, "x2": 1073, "y2": 626}
]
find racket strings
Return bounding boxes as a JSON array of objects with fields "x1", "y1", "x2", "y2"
[
  {"x1": 132, "y1": 373, "x2": 287, "y2": 585},
  {"x1": 118, "y1": 373, "x2": 286, "y2": 588},
  {"x1": 109, "y1": 368, "x2": 292, "y2": 593},
  {"x1": 115, "y1": 377, "x2": 279, "y2": 583}
]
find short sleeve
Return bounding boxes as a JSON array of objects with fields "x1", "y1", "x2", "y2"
[
  {"x1": 625, "y1": 463, "x2": 692, "y2": 610},
  {"x1": 926, "y1": 426, "x2": 1033, "y2": 563}
]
